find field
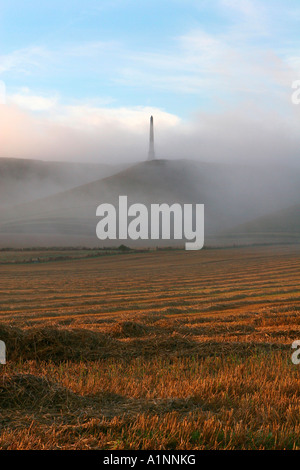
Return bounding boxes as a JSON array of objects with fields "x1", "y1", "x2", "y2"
[{"x1": 0, "y1": 245, "x2": 300, "y2": 450}]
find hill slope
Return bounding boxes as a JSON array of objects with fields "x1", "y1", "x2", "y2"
[
  {"x1": 0, "y1": 157, "x2": 126, "y2": 208},
  {"x1": 222, "y1": 204, "x2": 300, "y2": 245}
]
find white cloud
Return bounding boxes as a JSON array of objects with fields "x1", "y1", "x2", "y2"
[
  {"x1": 9, "y1": 88, "x2": 58, "y2": 111},
  {"x1": 52, "y1": 103, "x2": 180, "y2": 132},
  {"x1": 5, "y1": 87, "x2": 179, "y2": 130},
  {"x1": 114, "y1": 25, "x2": 294, "y2": 102},
  {"x1": 1, "y1": 86, "x2": 300, "y2": 169},
  {"x1": 65, "y1": 41, "x2": 120, "y2": 57},
  {"x1": 0, "y1": 46, "x2": 51, "y2": 75},
  {"x1": 218, "y1": 0, "x2": 269, "y2": 35},
  {"x1": 220, "y1": 0, "x2": 258, "y2": 17},
  {"x1": 0, "y1": 90, "x2": 181, "y2": 162}
]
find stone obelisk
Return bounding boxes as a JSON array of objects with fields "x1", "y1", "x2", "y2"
[{"x1": 148, "y1": 115, "x2": 155, "y2": 160}]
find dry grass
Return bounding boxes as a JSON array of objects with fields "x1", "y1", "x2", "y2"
[{"x1": 0, "y1": 245, "x2": 300, "y2": 449}]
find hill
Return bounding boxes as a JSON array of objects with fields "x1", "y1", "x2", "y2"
[
  {"x1": 222, "y1": 204, "x2": 300, "y2": 245},
  {"x1": 0, "y1": 159, "x2": 299, "y2": 247},
  {"x1": 0, "y1": 157, "x2": 126, "y2": 208}
]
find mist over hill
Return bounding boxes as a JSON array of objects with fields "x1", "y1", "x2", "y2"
[
  {"x1": 0, "y1": 158, "x2": 299, "y2": 247},
  {"x1": 0, "y1": 157, "x2": 127, "y2": 208},
  {"x1": 223, "y1": 204, "x2": 300, "y2": 245}
]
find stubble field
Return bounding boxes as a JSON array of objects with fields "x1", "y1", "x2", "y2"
[{"x1": 0, "y1": 245, "x2": 300, "y2": 450}]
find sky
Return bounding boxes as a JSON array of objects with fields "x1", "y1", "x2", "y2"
[{"x1": 1, "y1": 0, "x2": 300, "y2": 164}]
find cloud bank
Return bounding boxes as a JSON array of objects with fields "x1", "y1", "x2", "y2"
[
  {"x1": 1, "y1": 0, "x2": 300, "y2": 166},
  {"x1": 1, "y1": 91, "x2": 300, "y2": 168}
]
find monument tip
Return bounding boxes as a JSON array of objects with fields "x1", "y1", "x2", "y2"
[{"x1": 148, "y1": 115, "x2": 155, "y2": 161}]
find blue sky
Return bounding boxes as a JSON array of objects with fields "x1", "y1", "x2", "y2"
[
  {"x1": 1, "y1": 0, "x2": 300, "y2": 163},
  {"x1": 0, "y1": 0, "x2": 227, "y2": 115}
]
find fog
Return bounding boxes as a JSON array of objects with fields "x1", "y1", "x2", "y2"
[
  {"x1": 0, "y1": 156, "x2": 299, "y2": 248},
  {"x1": 1, "y1": 96, "x2": 300, "y2": 169},
  {"x1": 0, "y1": 157, "x2": 129, "y2": 209},
  {"x1": 0, "y1": 95, "x2": 300, "y2": 247}
]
